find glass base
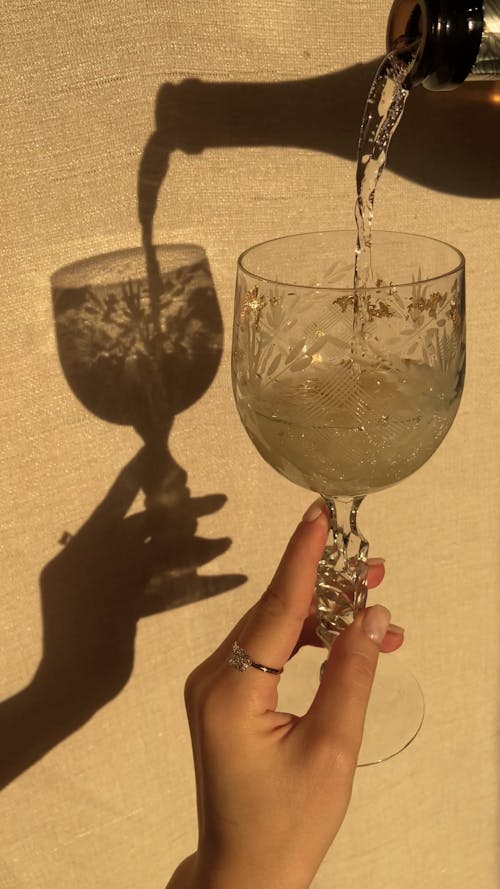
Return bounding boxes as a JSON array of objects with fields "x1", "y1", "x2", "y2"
[{"x1": 277, "y1": 646, "x2": 424, "y2": 766}]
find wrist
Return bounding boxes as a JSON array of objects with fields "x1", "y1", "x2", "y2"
[{"x1": 190, "y1": 850, "x2": 312, "y2": 889}]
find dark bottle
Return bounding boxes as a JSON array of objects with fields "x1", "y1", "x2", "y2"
[{"x1": 387, "y1": 0, "x2": 500, "y2": 89}]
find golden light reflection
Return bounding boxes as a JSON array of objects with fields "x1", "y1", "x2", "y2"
[{"x1": 489, "y1": 82, "x2": 500, "y2": 104}]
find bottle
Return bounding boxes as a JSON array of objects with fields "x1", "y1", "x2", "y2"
[{"x1": 386, "y1": 0, "x2": 500, "y2": 89}]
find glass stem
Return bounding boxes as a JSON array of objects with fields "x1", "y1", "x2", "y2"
[{"x1": 316, "y1": 496, "x2": 369, "y2": 649}]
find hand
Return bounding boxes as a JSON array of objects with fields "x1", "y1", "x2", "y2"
[{"x1": 168, "y1": 500, "x2": 403, "y2": 889}]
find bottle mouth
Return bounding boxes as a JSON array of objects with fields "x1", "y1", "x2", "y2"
[
  {"x1": 386, "y1": 0, "x2": 484, "y2": 90},
  {"x1": 387, "y1": 0, "x2": 424, "y2": 52},
  {"x1": 386, "y1": 0, "x2": 425, "y2": 85}
]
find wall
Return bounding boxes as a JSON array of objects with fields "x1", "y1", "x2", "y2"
[{"x1": 1, "y1": 2, "x2": 498, "y2": 887}]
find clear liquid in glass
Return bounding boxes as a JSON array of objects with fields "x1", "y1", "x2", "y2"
[{"x1": 235, "y1": 357, "x2": 462, "y2": 498}]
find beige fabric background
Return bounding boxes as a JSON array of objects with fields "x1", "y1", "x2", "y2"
[{"x1": 1, "y1": 1, "x2": 499, "y2": 887}]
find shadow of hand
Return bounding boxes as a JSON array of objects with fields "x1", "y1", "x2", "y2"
[
  {"x1": 0, "y1": 450, "x2": 245, "y2": 790},
  {"x1": 34, "y1": 448, "x2": 246, "y2": 719}
]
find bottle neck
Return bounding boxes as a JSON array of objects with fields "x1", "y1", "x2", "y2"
[{"x1": 386, "y1": 0, "x2": 495, "y2": 90}]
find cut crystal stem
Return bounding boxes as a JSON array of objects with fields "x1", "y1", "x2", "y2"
[{"x1": 316, "y1": 496, "x2": 369, "y2": 649}]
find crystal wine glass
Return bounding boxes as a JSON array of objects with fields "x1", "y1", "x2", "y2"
[{"x1": 232, "y1": 230, "x2": 465, "y2": 763}]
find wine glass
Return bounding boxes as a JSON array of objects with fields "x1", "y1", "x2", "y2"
[{"x1": 232, "y1": 230, "x2": 465, "y2": 763}]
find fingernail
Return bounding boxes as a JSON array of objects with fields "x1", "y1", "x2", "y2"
[
  {"x1": 362, "y1": 604, "x2": 391, "y2": 645},
  {"x1": 388, "y1": 622, "x2": 405, "y2": 636},
  {"x1": 367, "y1": 557, "x2": 385, "y2": 566},
  {"x1": 302, "y1": 497, "x2": 326, "y2": 523}
]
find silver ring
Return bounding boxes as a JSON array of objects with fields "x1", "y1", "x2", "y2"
[{"x1": 228, "y1": 642, "x2": 283, "y2": 675}]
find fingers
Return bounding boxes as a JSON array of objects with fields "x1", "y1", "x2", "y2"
[
  {"x1": 235, "y1": 503, "x2": 329, "y2": 677},
  {"x1": 293, "y1": 612, "x2": 404, "y2": 656},
  {"x1": 291, "y1": 557, "x2": 386, "y2": 655},
  {"x1": 304, "y1": 605, "x2": 391, "y2": 760},
  {"x1": 380, "y1": 624, "x2": 404, "y2": 653},
  {"x1": 147, "y1": 535, "x2": 232, "y2": 572},
  {"x1": 366, "y1": 558, "x2": 385, "y2": 588},
  {"x1": 139, "y1": 572, "x2": 247, "y2": 616},
  {"x1": 190, "y1": 494, "x2": 227, "y2": 517},
  {"x1": 191, "y1": 486, "x2": 394, "y2": 731},
  {"x1": 78, "y1": 451, "x2": 144, "y2": 537}
]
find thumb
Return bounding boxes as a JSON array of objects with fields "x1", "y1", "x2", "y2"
[{"x1": 305, "y1": 605, "x2": 391, "y2": 759}]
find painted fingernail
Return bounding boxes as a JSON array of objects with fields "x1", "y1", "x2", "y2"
[
  {"x1": 388, "y1": 623, "x2": 405, "y2": 636},
  {"x1": 302, "y1": 497, "x2": 326, "y2": 523},
  {"x1": 362, "y1": 604, "x2": 391, "y2": 645},
  {"x1": 367, "y1": 557, "x2": 385, "y2": 566}
]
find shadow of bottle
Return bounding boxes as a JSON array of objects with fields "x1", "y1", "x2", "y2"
[{"x1": 137, "y1": 58, "x2": 498, "y2": 238}]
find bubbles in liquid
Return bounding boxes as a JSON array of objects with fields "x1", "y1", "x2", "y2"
[
  {"x1": 354, "y1": 50, "x2": 415, "y2": 293},
  {"x1": 236, "y1": 359, "x2": 461, "y2": 498}
]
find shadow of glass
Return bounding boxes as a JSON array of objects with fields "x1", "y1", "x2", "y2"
[
  {"x1": 52, "y1": 244, "x2": 222, "y2": 427},
  {"x1": 51, "y1": 242, "x2": 245, "y2": 608}
]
